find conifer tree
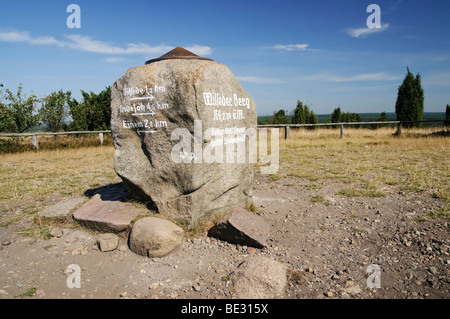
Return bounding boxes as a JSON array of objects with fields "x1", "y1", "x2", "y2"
[{"x1": 395, "y1": 67, "x2": 424, "y2": 128}]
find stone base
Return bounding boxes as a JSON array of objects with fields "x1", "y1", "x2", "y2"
[{"x1": 73, "y1": 184, "x2": 144, "y2": 233}]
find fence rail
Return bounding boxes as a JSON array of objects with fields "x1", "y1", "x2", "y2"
[
  {"x1": 0, "y1": 120, "x2": 447, "y2": 150},
  {"x1": 259, "y1": 120, "x2": 447, "y2": 139},
  {"x1": 0, "y1": 130, "x2": 111, "y2": 149}
]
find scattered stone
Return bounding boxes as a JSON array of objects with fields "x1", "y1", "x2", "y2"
[
  {"x1": 208, "y1": 207, "x2": 270, "y2": 248},
  {"x1": 111, "y1": 47, "x2": 257, "y2": 227},
  {"x1": 342, "y1": 285, "x2": 362, "y2": 295},
  {"x1": 128, "y1": 217, "x2": 184, "y2": 258},
  {"x1": 331, "y1": 274, "x2": 340, "y2": 281},
  {"x1": 192, "y1": 284, "x2": 201, "y2": 292},
  {"x1": 50, "y1": 227, "x2": 63, "y2": 238},
  {"x1": 287, "y1": 269, "x2": 306, "y2": 285},
  {"x1": 1, "y1": 238, "x2": 11, "y2": 246},
  {"x1": 149, "y1": 282, "x2": 160, "y2": 290},
  {"x1": 39, "y1": 197, "x2": 85, "y2": 221},
  {"x1": 97, "y1": 233, "x2": 119, "y2": 252},
  {"x1": 247, "y1": 247, "x2": 257, "y2": 255},
  {"x1": 428, "y1": 266, "x2": 437, "y2": 274},
  {"x1": 344, "y1": 280, "x2": 354, "y2": 287},
  {"x1": 325, "y1": 291, "x2": 334, "y2": 298},
  {"x1": 231, "y1": 256, "x2": 287, "y2": 299},
  {"x1": 72, "y1": 193, "x2": 142, "y2": 233}
]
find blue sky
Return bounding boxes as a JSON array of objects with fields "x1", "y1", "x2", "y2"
[{"x1": 1, "y1": 0, "x2": 449, "y2": 116}]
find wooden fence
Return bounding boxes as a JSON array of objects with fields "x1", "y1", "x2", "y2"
[
  {"x1": 0, "y1": 131, "x2": 110, "y2": 150},
  {"x1": 259, "y1": 120, "x2": 447, "y2": 139},
  {"x1": 0, "y1": 120, "x2": 446, "y2": 150}
]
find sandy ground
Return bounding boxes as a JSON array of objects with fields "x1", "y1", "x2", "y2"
[{"x1": 0, "y1": 173, "x2": 449, "y2": 300}]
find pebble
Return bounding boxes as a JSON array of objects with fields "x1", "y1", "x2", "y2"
[
  {"x1": 149, "y1": 282, "x2": 160, "y2": 290},
  {"x1": 50, "y1": 227, "x2": 63, "y2": 238},
  {"x1": 428, "y1": 266, "x2": 437, "y2": 274},
  {"x1": 1, "y1": 239, "x2": 11, "y2": 246},
  {"x1": 193, "y1": 284, "x2": 201, "y2": 292}
]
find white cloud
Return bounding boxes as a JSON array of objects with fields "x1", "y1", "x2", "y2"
[
  {"x1": 0, "y1": 30, "x2": 59, "y2": 45},
  {"x1": 0, "y1": 30, "x2": 212, "y2": 57},
  {"x1": 297, "y1": 72, "x2": 401, "y2": 82},
  {"x1": 184, "y1": 45, "x2": 213, "y2": 56},
  {"x1": 346, "y1": 23, "x2": 390, "y2": 38},
  {"x1": 105, "y1": 57, "x2": 127, "y2": 63},
  {"x1": 63, "y1": 34, "x2": 173, "y2": 55},
  {"x1": 237, "y1": 76, "x2": 285, "y2": 84},
  {"x1": 273, "y1": 44, "x2": 309, "y2": 51}
]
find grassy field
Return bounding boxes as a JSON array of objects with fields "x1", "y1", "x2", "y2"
[
  {"x1": 276, "y1": 126, "x2": 449, "y2": 216},
  {"x1": 0, "y1": 145, "x2": 121, "y2": 228},
  {"x1": 0, "y1": 126, "x2": 448, "y2": 233}
]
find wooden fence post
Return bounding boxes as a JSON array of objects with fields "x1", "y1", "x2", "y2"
[
  {"x1": 99, "y1": 132, "x2": 104, "y2": 145},
  {"x1": 285, "y1": 125, "x2": 290, "y2": 139},
  {"x1": 340, "y1": 124, "x2": 344, "y2": 138},
  {"x1": 396, "y1": 122, "x2": 402, "y2": 136},
  {"x1": 32, "y1": 134, "x2": 39, "y2": 150}
]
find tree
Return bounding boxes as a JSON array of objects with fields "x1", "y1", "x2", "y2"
[
  {"x1": 341, "y1": 112, "x2": 362, "y2": 128},
  {"x1": 271, "y1": 109, "x2": 289, "y2": 124},
  {"x1": 330, "y1": 107, "x2": 361, "y2": 127},
  {"x1": 292, "y1": 100, "x2": 318, "y2": 129},
  {"x1": 0, "y1": 84, "x2": 40, "y2": 133},
  {"x1": 292, "y1": 100, "x2": 308, "y2": 124},
  {"x1": 374, "y1": 111, "x2": 389, "y2": 129},
  {"x1": 68, "y1": 86, "x2": 111, "y2": 131},
  {"x1": 39, "y1": 90, "x2": 72, "y2": 132},
  {"x1": 395, "y1": 67, "x2": 424, "y2": 128},
  {"x1": 331, "y1": 107, "x2": 342, "y2": 123},
  {"x1": 376, "y1": 111, "x2": 389, "y2": 122}
]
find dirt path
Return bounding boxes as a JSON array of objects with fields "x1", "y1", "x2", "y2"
[{"x1": 0, "y1": 173, "x2": 448, "y2": 299}]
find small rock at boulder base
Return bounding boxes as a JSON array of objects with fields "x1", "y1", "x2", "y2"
[
  {"x1": 128, "y1": 217, "x2": 184, "y2": 258},
  {"x1": 208, "y1": 207, "x2": 270, "y2": 248},
  {"x1": 231, "y1": 256, "x2": 287, "y2": 299},
  {"x1": 111, "y1": 47, "x2": 257, "y2": 227},
  {"x1": 50, "y1": 227, "x2": 63, "y2": 238},
  {"x1": 98, "y1": 233, "x2": 119, "y2": 252}
]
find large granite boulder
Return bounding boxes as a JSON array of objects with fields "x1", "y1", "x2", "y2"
[{"x1": 111, "y1": 47, "x2": 257, "y2": 226}]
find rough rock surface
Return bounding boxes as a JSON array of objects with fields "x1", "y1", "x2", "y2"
[
  {"x1": 128, "y1": 217, "x2": 184, "y2": 258},
  {"x1": 39, "y1": 197, "x2": 84, "y2": 221},
  {"x1": 231, "y1": 256, "x2": 288, "y2": 299},
  {"x1": 208, "y1": 207, "x2": 270, "y2": 248},
  {"x1": 111, "y1": 54, "x2": 257, "y2": 226},
  {"x1": 98, "y1": 233, "x2": 119, "y2": 252}
]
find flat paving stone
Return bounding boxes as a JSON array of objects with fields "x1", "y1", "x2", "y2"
[
  {"x1": 73, "y1": 194, "x2": 143, "y2": 233},
  {"x1": 39, "y1": 197, "x2": 85, "y2": 221}
]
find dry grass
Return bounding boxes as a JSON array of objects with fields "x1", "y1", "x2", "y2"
[
  {"x1": 0, "y1": 146, "x2": 121, "y2": 227},
  {"x1": 276, "y1": 126, "x2": 449, "y2": 212},
  {"x1": 1, "y1": 126, "x2": 448, "y2": 230}
]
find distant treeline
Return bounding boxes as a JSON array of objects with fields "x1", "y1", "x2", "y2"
[
  {"x1": 258, "y1": 111, "x2": 447, "y2": 128},
  {"x1": 0, "y1": 83, "x2": 111, "y2": 134}
]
